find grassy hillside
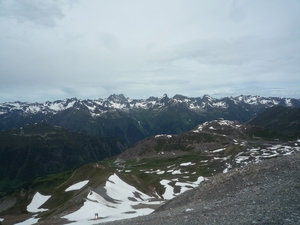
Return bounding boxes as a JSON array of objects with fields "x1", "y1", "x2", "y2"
[
  {"x1": 0, "y1": 123, "x2": 127, "y2": 198},
  {"x1": 248, "y1": 105, "x2": 300, "y2": 139}
]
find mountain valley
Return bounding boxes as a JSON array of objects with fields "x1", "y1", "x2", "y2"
[{"x1": 0, "y1": 120, "x2": 299, "y2": 224}]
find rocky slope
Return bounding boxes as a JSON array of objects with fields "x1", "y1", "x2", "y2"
[{"x1": 100, "y1": 152, "x2": 300, "y2": 225}]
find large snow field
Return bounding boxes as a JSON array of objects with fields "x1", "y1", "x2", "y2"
[
  {"x1": 62, "y1": 173, "x2": 205, "y2": 224},
  {"x1": 62, "y1": 173, "x2": 157, "y2": 224}
]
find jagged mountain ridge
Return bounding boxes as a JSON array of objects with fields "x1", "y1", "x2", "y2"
[
  {"x1": 0, "y1": 94, "x2": 299, "y2": 145},
  {"x1": 1, "y1": 94, "x2": 299, "y2": 115}
]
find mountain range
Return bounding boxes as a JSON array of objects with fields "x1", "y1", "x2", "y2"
[{"x1": 1, "y1": 94, "x2": 299, "y2": 145}]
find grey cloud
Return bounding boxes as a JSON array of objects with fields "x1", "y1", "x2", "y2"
[
  {"x1": 0, "y1": 0, "x2": 299, "y2": 102},
  {"x1": 150, "y1": 35, "x2": 300, "y2": 80},
  {"x1": 64, "y1": 33, "x2": 84, "y2": 44},
  {"x1": 98, "y1": 33, "x2": 120, "y2": 51},
  {"x1": 60, "y1": 86, "x2": 78, "y2": 96},
  {"x1": 0, "y1": 0, "x2": 64, "y2": 27},
  {"x1": 229, "y1": 0, "x2": 247, "y2": 23}
]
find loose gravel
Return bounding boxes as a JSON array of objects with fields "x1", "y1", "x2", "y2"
[{"x1": 99, "y1": 153, "x2": 300, "y2": 225}]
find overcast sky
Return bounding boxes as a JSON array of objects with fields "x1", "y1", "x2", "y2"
[{"x1": 1, "y1": 0, "x2": 300, "y2": 103}]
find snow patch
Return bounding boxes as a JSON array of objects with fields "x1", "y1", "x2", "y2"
[
  {"x1": 155, "y1": 134, "x2": 172, "y2": 138},
  {"x1": 235, "y1": 156, "x2": 250, "y2": 164},
  {"x1": 27, "y1": 192, "x2": 51, "y2": 213},
  {"x1": 160, "y1": 176, "x2": 205, "y2": 200},
  {"x1": 65, "y1": 180, "x2": 89, "y2": 192},
  {"x1": 194, "y1": 121, "x2": 209, "y2": 132},
  {"x1": 185, "y1": 208, "x2": 194, "y2": 212},
  {"x1": 223, "y1": 163, "x2": 232, "y2": 173},
  {"x1": 212, "y1": 148, "x2": 226, "y2": 153},
  {"x1": 212, "y1": 102, "x2": 227, "y2": 108},
  {"x1": 285, "y1": 98, "x2": 292, "y2": 107},
  {"x1": 157, "y1": 170, "x2": 165, "y2": 175},
  {"x1": 180, "y1": 162, "x2": 195, "y2": 166},
  {"x1": 218, "y1": 120, "x2": 235, "y2": 126},
  {"x1": 160, "y1": 180, "x2": 174, "y2": 200},
  {"x1": 172, "y1": 169, "x2": 182, "y2": 175}
]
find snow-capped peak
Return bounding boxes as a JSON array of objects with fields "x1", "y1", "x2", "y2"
[{"x1": 0, "y1": 94, "x2": 299, "y2": 117}]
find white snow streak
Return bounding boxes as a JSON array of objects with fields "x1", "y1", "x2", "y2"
[
  {"x1": 180, "y1": 162, "x2": 195, "y2": 166},
  {"x1": 65, "y1": 180, "x2": 89, "y2": 192},
  {"x1": 212, "y1": 148, "x2": 226, "y2": 153}
]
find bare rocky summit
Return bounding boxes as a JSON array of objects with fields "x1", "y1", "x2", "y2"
[{"x1": 100, "y1": 153, "x2": 300, "y2": 225}]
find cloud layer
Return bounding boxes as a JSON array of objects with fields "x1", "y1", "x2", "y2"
[{"x1": 1, "y1": 0, "x2": 299, "y2": 102}]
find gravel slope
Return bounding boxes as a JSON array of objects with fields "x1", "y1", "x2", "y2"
[{"x1": 100, "y1": 153, "x2": 300, "y2": 225}]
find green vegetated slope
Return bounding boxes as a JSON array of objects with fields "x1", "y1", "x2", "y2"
[
  {"x1": 118, "y1": 119, "x2": 283, "y2": 162},
  {"x1": 248, "y1": 105, "x2": 300, "y2": 138},
  {"x1": 0, "y1": 162, "x2": 116, "y2": 224},
  {"x1": 0, "y1": 123, "x2": 127, "y2": 198}
]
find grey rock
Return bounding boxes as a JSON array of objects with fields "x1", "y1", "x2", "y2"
[{"x1": 99, "y1": 153, "x2": 300, "y2": 225}]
